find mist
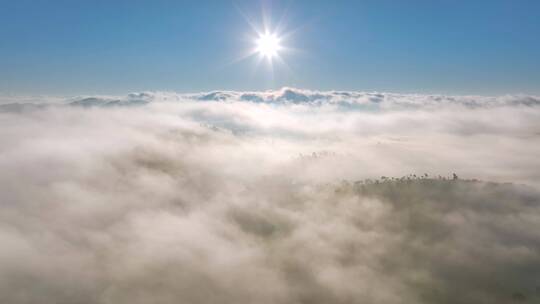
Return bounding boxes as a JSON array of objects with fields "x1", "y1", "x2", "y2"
[{"x1": 1, "y1": 89, "x2": 540, "y2": 303}]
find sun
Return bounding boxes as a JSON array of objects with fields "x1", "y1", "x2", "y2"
[{"x1": 256, "y1": 32, "x2": 282, "y2": 59}]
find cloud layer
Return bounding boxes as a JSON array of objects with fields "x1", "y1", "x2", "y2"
[
  {"x1": 1, "y1": 88, "x2": 540, "y2": 303},
  {"x1": 3, "y1": 87, "x2": 540, "y2": 109}
]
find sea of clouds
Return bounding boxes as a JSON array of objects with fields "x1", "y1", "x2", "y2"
[{"x1": 1, "y1": 88, "x2": 540, "y2": 303}]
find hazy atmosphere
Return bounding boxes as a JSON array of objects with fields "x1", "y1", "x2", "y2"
[{"x1": 1, "y1": 1, "x2": 540, "y2": 304}]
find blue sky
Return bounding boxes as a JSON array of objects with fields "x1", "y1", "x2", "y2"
[{"x1": 1, "y1": 0, "x2": 539, "y2": 95}]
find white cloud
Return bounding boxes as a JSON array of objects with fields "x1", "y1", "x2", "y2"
[
  {"x1": 1, "y1": 88, "x2": 540, "y2": 303},
  {"x1": 3, "y1": 87, "x2": 540, "y2": 109}
]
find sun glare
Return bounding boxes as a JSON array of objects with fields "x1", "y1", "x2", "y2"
[{"x1": 256, "y1": 32, "x2": 281, "y2": 58}]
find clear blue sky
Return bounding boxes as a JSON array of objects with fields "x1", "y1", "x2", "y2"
[{"x1": 1, "y1": 0, "x2": 539, "y2": 95}]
